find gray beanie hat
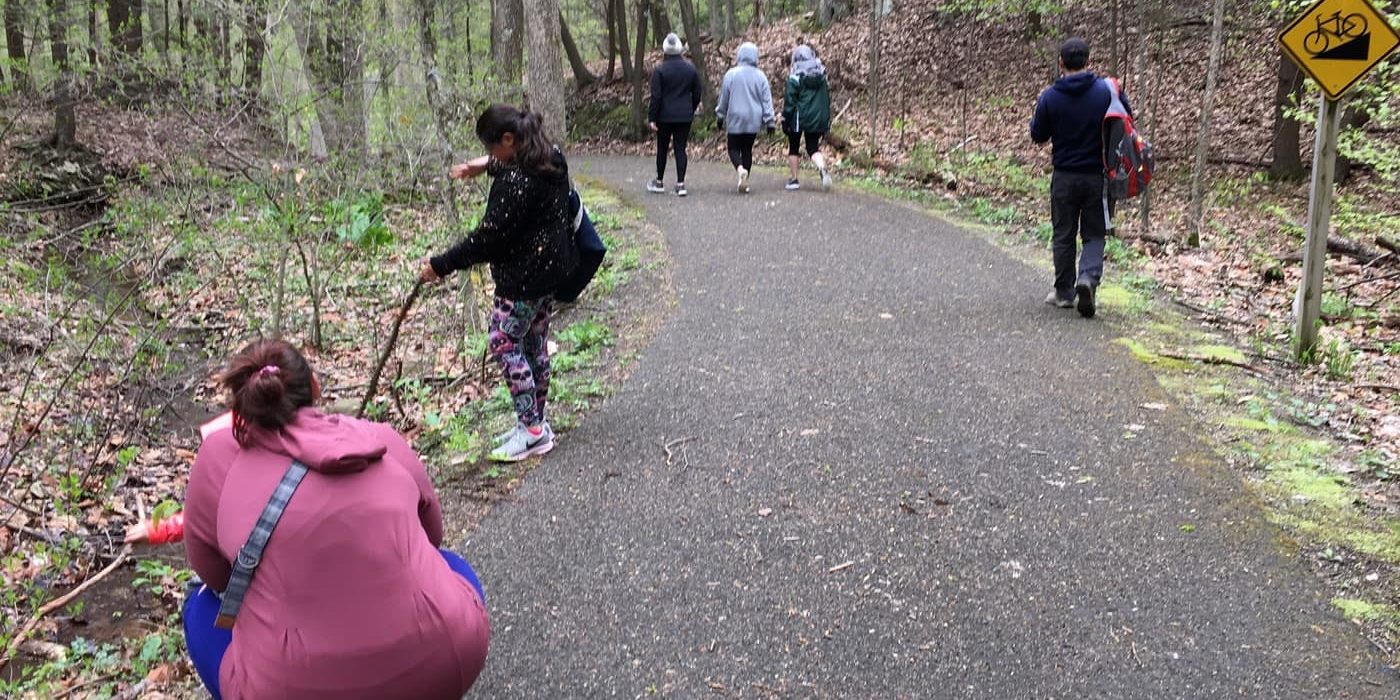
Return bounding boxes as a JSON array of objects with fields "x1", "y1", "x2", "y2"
[{"x1": 663, "y1": 33, "x2": 684, "y2": 55}]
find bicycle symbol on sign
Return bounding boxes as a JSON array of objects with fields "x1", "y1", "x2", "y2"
[{"x1": 1303, "y1": 10, "x2": 1369, "y2": 55}]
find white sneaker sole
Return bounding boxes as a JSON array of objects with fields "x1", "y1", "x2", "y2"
[
  {"x1": 820, "y1": 170, "x2": 832, "y2": 190},
  {"x1": 738, "y1": 169, "x2": 750, "y2": 193},
  {"x1": 489, "y1": 438, "x2": 555, "y2": 463}
]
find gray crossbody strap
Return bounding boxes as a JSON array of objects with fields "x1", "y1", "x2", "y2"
[{"x1": 214, "y1": 459, "x2": 310, "y2": 629}]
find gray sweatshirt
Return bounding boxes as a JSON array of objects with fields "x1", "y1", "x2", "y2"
[{"x1": 716, "y1": 43, "x2": 775, "y2": 135}]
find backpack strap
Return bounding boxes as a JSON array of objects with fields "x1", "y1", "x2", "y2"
[{"x1": 214, "y1": 459, "x2": 310, "y2": 629}]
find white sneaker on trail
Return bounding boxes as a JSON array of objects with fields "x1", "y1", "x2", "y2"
[
  {"x1": 489, "y1": 422, "x2": 554, "y2": 463},
  {"x1": 737, "y1": 167, "x2": 750, "y2": 193},
  {"x1": 495, "y1": 423, "x2": 521, "y2": 445},
  {"x1": 647, "y1": 179, "x2": 665, "y2": 194},
  {"x1": 820, "y1": 167, "x2": 832, "y2": 190}
]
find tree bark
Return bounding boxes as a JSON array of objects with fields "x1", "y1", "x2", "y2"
[
  {"x1": 108, "y1": 0, "x2": 143, "y2": 57},
  {"x1": 1187, "y1": 0, "x2": 1226, "y2": 247},
  {"x1": 1336, "y1": 106, "x2": 1370, "y2": 185},
  {"x1": 1269, "y1": 52, "x2": 1305, "y2": 180},
  {"x1": 4, "y1": 1, "x2": 25, "y2": 90},
  {"x1": 867, "y1": 0, "x2": 881, "y2": 154},
  {"x1": 48, "y1": 0, "x2": 77, "y2": 147},
  {"x1": 560, "y1": 12, "x2": 596, "y2": 87},
  {"x1": 606, "y1": 0, "x2": 617, "y2": 79},
  {"x1": 710, "y1": 0, "x2": 719, "y2": 35},
  {"x1": 649, "y1": 0, "x2": 671, "y2": 44},
  {"x1": 753, "y1": 0, "x2": 762, "y2": 27},
  {"x1": 87, "y1": 0, "x2": 98, "y2": 66},
  {"x1": 525, "y1": 0, "x2": 568, "y2": 140},
  {"x1": 676, "y1": 0, "x2": 714, "y2": 109},
  {"x1": 492, "y1": 0, "x2": 524, "y2": 84},
  {"x1": 630, "y1": 0, "x2": 648, "y2": 137},
  {"x1": 725, "y1": 0, "x2": 735, "y2": 38},
  {"x1": 615, "y1": 0, "x2": 633, "y2": 82},
  {"x1": 243, "y1": 0, "x2": 266, "y2": 97},
  {"x1": 414, "y1": 0, "x2": 463, "y2": 222}
]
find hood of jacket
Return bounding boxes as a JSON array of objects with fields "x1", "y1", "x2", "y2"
[
  {"x1": 244, "y1": 407, "x2": 388, "y2": 474},
  {"x1": 1052, "y1": 71, "x2": 1099, "y2": 96},
  {"x1": 736, "y1": 42, "x2": 759, "y2": 67}
]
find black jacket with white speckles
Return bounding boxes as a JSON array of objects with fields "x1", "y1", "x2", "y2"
[{"x1": 429, "y1": 150, "x2": 578, "y2": 299}]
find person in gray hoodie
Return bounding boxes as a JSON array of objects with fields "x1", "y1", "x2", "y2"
[{"x1": 715, "y1": 42, "x2": 775, "y2": 193}]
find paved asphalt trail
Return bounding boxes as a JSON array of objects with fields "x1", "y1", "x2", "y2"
[{"x1": 465, "y1": 158, "x2": 1397, "y2": 698}]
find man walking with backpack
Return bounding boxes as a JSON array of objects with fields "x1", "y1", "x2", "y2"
[
  {"x1": 1031, "y1": 38, "x2": 1133, "y2": 319},
  {"x1": 648, "y1": 33, "x2": 702, "y2": 197}
]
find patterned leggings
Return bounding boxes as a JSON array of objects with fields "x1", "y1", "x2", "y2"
[{"x1": 489, "y1": 296, "x2": 552, "y2": 427}]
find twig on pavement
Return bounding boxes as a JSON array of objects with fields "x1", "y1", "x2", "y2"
[{"x1": 662, "y1": 436, "x2": 698, "y2": 466}]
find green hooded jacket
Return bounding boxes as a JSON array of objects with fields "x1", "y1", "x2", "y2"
[{"x1": 782, "y1": 72, "x2": 831, "y2": 134}]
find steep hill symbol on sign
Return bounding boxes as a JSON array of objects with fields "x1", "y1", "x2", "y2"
[{"x1": 1304, "y1": 11, "x2": 1371, "y2": 59}]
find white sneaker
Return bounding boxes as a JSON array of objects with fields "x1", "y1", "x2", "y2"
[
  {"x1": 646, "y1": 179, "x2": 665, "y2": 194},
  {"x1": 489, "y1": 422, "x2": 554, "y2": 463},
  {"x1": 737, "y1": 167, "x2": 750, "y2": 193},
  {"x1": 820, "y1": 167, "x2": 832, "y2": 190}
]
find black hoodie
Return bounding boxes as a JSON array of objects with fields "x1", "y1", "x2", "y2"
[
  {"x1": 1030, "y1": 71, "x2": 1133, "y2": 174},
  {"x1": 649, "y1": 55, "x2": 702, "y2": 125},
  {"x1": 430, "y1": 150, "x2": 579, "y2": 299}
]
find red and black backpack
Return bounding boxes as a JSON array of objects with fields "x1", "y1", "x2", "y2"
[{"x1": 1102, "y1": 78, "x2": 1154, "y2": 199}]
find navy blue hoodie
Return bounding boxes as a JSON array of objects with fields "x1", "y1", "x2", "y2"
[{"x1": 1030, "y1": 72, "x2": 1133, "y2": 174}]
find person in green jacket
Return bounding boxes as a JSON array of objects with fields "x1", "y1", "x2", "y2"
[{"x1": 781, "y1": 44, "x2": 832, "y2": 191}]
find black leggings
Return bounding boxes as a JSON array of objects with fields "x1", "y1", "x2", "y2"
[
  {"x1": 656, "y1": 122, "x2": 692, "y2": 182},
  {"x1": 726, "y1": 133, "x2": 757, "y2": 171}
]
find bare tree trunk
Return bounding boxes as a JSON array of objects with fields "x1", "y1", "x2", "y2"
[
  {"x1": 1109, "y1": 0, "x2": 1119, "y2": 78},
  {"x1": 560, "y1": 12, "x2": 597, "y2": 87},
  {"x1": 1187, "y1": 0, "x2": 1226, "y2": 248},
  {"x1": 649, "y1": 0, "x2": 671, "y2": 44},
  {"x1": 243, "y1": 0, "x2": 266, "y2": 97},
  {"x1": 415, "y1": 0, "x2": 460, "y2": 221},
  {"x1": 606, "y1": 0, "x2": 617, "y2": 79},
  {"x1": 492, "y1": 0, "x2": 523, "y2": 84},
  {"x1": 676, "y1": 0, "x2": 714, "y2": 109},
  {"x1": 4, "y1": 1, "x2": 26, "y2": 90},
  {"x1": 335, "y1": 0, "x2": 367, "y2": 152},
  {"x1": 710, "y1": 0, "x2": 719, "y2": 35},
  {"x1": 87, "y1": 0, "x2": 98, "y2": 66},
  {"x1": 630, "y1": 0, "x2": 648, "y2": 137},
  {"x1": 1335, "y1": 107, "x2": 1369, "y2": 185},
  {"x1": 176, "y1": 0, "x2": 185, "y2": 65},
  {"x1": 48, "y1": 0, "x2": 77, "y2": 147},
  {"x1": 867, "y1": 0, "x2": 881, "y2": 155},
  {"x1": 615, "y1": 0, "x2": 633, "y2": 82},
  {"x1": 1270, "y1": 52, "x2": 1305, "y2": 181},
  {"x1": 753, "y1": 0, "x2": 762, "y2": 27},
  {"x1": 725, "y1": 0, "x2": 735, "y2": 38},
  {"x1": 525, "y1": 0, "x2": 567, "y2": 140},
  {"x1": 1134, "y1": 0, "x2": 1154, "y2": 237},
  {"x1": 108, "y1": 0, "x2": 143, "y2": 57}
]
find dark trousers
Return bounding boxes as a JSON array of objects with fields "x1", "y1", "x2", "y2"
[
  {"x1": 1050, "y1": 170, "x2": 1113, "y2": 300},
  {"x1": 656, "y1": 122, "x2": 692, "y2": 182},
  {"x1": 726, "y1": 133, "x2": 757, "y2": 171}
]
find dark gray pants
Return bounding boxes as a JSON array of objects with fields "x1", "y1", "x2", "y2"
[{"x1": 1050, "y1": 170, "x2": 1112, "y2": 301}]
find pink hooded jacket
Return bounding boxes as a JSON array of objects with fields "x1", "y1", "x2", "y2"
[{"x1": 184, "y1": 408, "x2": 488, "y2": 699}]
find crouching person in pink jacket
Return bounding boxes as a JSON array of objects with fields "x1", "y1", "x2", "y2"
[{"x1": 182, "y1": 339, "x2": 488, "y2": 699}]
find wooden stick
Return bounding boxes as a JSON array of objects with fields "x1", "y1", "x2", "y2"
[
  {"x1": 357, "y1": 280, "x2": 425, "y2": 418},
  {"x1": 1156, "y1": 350, "x2": 1265, "y2": 374},
  {"x1": 0, "y1": 545, "x2": 132, "y2": 670}
]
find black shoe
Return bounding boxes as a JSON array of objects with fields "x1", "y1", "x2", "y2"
[{"x1": 1075, "y1": 276, "x2": 1096, "y2": 318}]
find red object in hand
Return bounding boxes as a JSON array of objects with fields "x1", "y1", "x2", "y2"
[{"x1": 146, "y1": 512, "x2": 186, "y2": 544}]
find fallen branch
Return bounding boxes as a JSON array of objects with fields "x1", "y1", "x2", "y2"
[
  {"x1": 1377, "y1": 236, "x2": 1399, "y2": 256},
  {"x1": 357, "y1": 280, "x2": 425, "y2": 418},
  {"x1": 1356, "y1": 384, "x2": 1400, "y2": 394},
  {"x1": 0, "y1": 545, "x2": 133, "y2": 671},
  {"x1": 1334, "y1": 269, "x2": 1400, "y2": 293},
  {"x1": 1156, "y1": 350, "x2": 1265, "y2": 374},
  {"x1": 1282, "y1": 236, "x2": 1386, "y2": 265}
]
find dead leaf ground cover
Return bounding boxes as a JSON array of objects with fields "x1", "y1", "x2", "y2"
[{"x1": 0, "y1": 102, "x2": 670, "y2": 697}]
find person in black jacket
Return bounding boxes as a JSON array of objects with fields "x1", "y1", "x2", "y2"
[
  {"x1": 421, "y1": 105, "x2": 578, "y2": 462},
  {"x1": 647, "y1": 33, "x2": 702, "y2": 197},
  {"x1": 1030, "y1": 38, "x2": 1132, "y2": 319}
]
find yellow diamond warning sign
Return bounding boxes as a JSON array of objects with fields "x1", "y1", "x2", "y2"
[{"x1": 1279, "y1": 0, "x2": 1400, "y2": 100}]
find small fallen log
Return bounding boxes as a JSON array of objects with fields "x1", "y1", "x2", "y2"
[{"x1": 1281, "y1": 235, "x2": 1386, "y2": 264}]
